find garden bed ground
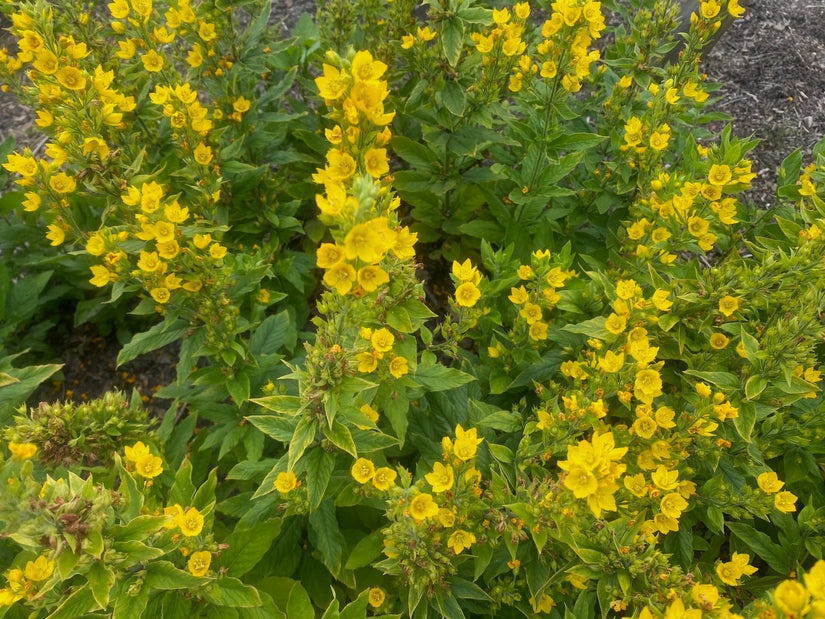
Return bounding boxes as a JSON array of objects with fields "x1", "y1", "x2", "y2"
[{"x1": 1, "y1": 0, "x2": 824, "y2": 409}]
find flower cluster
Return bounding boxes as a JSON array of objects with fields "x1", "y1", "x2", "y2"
[{"x1": 0, "y1": 556, "x2": 54, "y2": 607}]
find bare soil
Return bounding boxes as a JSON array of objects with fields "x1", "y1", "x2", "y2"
[{"x1": 702, "y1": 0, "x2": 825, "y2": 206}]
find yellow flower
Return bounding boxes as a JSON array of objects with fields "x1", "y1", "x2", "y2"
[
  {"x1": 187, "y1": 551, "x2": 211, "y2": 577},
  {"x1": 274, "y1": 471, "x2": 299, "y2": 493},
  {"x1": 124, "y1": 441, "x2": 150, "y2": 463},
  {"x1": 708, "y1": 163, "x2": 732, "y2": 186},
  {"x1": 137, "y1": 250, "x2": 161, "y2": 272},
  {"x1": 605, "y1": 313, "x2": 627, "y2": 335},
  {"x1": 659, "y1": 492, "x2": 688, "y2": 519},
  {"x1": 709, "y1": 333, "x2": 729, "y2": 349},
  {"x1": 516, "y1": 265, "x2": 534, "y2": 280},
  {"x1": 370, "y1": 328, "x2": 394, "y2": 353},
  {"x1": 351, "y1": 457, "x2": 375, "y2": 484},
  {"x1": 774, "y1": 490, "x2": 797, "y2": 513},
  {"x1": 651, "y1": 466, "x2": 679, "y2": 491},
  {"x1": 634, "y1": 368, "x2": 663, "y2": 403},
  {"x1": 447, "y1": 529, "x2": 476, "y2": 554},
  {"x1": 344, "y1": 220, "x2": 384, "y2": 263},
  {"x1": 135, "y1": 453, "x2": 163, "y2": 478},
  {"x1": 324, "y1": 149, "x2": 357, "y2": 182},
  {"x1": 598, "y1": 350, "x2": 624, "y2": 373},
  {"x1": 718, "y1": 295, "x2": 739, "y2": 317},
  {"x1": 148, "y1": 240, "x2": 176, "y2": 261},
  {"x1": 615, "y1": 279, "x2": 640, "y2": 300},
  {"x1": 372, "y1": 467, "x2": 396, "y2": 491},
  {"x1": 356, "y1": 351, "x2": 379, "y2": 373},
  {"x1": 368, "y1": 587, "x2": 385, "y2": 608},
  {"x1": 409, "y1": 493, "x2": 438, "y2": 520},
  {"x1": 648, "y1": 130, "x2": 669, "y2": 150},
  {"x1": 56, "y1": 66, "x2": 87, "y2": 91},
  {"x1": 519, "y1": 302, "x2": 542, "y2": 324},
  {"x1": 363, "y1": 147, "x2": 389, "y2": 178},
  {"x1": 529, "y1": 321, "x2": 548, "y2": 341},
  {"x1": 89, "y1": 265, "x2": 114, "y2": 287},
  {"x1": 624, "y1": 473, "x2": 647, "y2": 497},
  {"x1": 651, "y1": 289, "x2": 673, "y2": 311},
  {"x1": 633, "y1": 416, "x2": 657, "y2": 439},
  {"x1": 453, "y1": 424, "x2": 483, "y2": 461},
  {"x1": 8, "y1": 442, "x2": 37, "y2": 460},
  {"x1": 49, "y1": 172, "x2": 77, "y2": 194},
  {"x1": 774, "y1": 580, "x2": 810, "y2": 616},
  {"x1": 24, "y1": 556, "x2": 55, "y2": 582},
  {"x1": 388, "y1": 355, "x2": 408, "y2": 379},
  {"x1": 508, "y1": 285, "x2": 529, "y2": 304},
  {"x1": 116, "y1": 39, "x2": 136, "y2": 59},
  {"x1": 150, "y1": 287, "x2": 171, "y2": 304},
  {"x1": 193, "y1": 143, "x2": 213, "y2": 165},
  {"x1": 209, "y1": 243, "x2": 227, "y2": 259},
  {"x1": 425, "y1": 462, "x2": 454, "y2": 493},
  {"x1": 716, "y1": 552, "x2": 757, "y2": 586},
  {"x1": 700, "y1": 0, "x2": 721, "y2": 19},
  {"x1": 141, "y1": 50, "x2": 164, "y2": 72},
  {"x1": 179, "y1": 234, "x2": 204, "y2": 254},
  {"x1": 177, "y1": 507, "x2": 204, "y2": 537},
  {"x1": 455, "y1": 282, "x2": 481, "y2": 308},
  {"x1": 530, "y1": 594, "x2": 556, "y2": 614},
  {"x1": 357, "y1": 265, "x2": 389, "y2": 292},
  {"x1": 727, "y1": 0, "x2": 745, "y2": 17},
  {"x1": 315, "y1": 64, "x2": 351, "y2": 101},
  {"x1": 233, "y1": 96, "x2": 251, "y2": 113},
  {"x1": 46, "y1": 224, "x2": 65, "y2": 246},
  {"x1": 198, "y1": 21, "x2": 217, "y2": 41}
]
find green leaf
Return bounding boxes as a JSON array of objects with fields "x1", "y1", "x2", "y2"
[
  {"x1": 288, "y1": 416, "x2": 317, "y2": 470},
  {"x1": 682, "y1": 370, "x2": 740, "y2": 391},
  {"x1": 547, "y1": 132, "x2": 606, "y2": 152},
  {"x1": 308, "y1": 500, "x2": 345, "y2": 576},
  {"x1": 192, "y1": 468, "x2": 218, "y2": 515},
  {"x1": 441, "y1": 81, "x2": 466, "y2": 117},
  {"x1": 227, "y1": 372, "x2": 251, "y2": 406},
  {"x1": 340, "y1": 589, "x2": 371, "y2": 619},
  {"x1": 45, "y1": 584, "x2": 95, "y2": 619},
  {"x1": 378, "y1": 386, "x2": 409, "y2": 442},
  {"x1": 169, "y1": 458, "x2": 197, "y2": 507},
  {"x1": 162, "y1": 592, "x2": 194, "y2": 619},
  {"x1": 112, "y1": 540, "x2": 166, "y2": 563},
  {"x1": 303, "y1": 447, "x2": 336, "y2": 510},
  {"x1": 441, "y1": 17, "x2": 464, "y2": 67},
  {"x1": 562, "y1": 316, "x2": 609, "y2": 339},
  {"x1": 113, "y1": 579, "x2": 150, "y2": 619},
  {"x1": 201, "y1": 578, "x2": 263, "y2": 608},
  {"x1": 117, "y1": 318, "x2": 189, "y2": 367},
  {"x1": 145, "y1": 561, "x2": 209, "y2": 590},
  {"x1": 0, "y1": 363, "x2": 62, "y2": 415},
  {"x1": 246, "y1": 415, "x2": 298, "y2": 442},
  {"x1": 323, "y1": 420, "x2": 357, "y2": 458},
  {"x1": 219, "y1": 519, "x2": 283, "y2": 578},
  {"x1": 448, "y1": 577, "x2": 491, "y2": 602},
  {"x1": 108, "y1": 516, "x2": 166, "y2": 542},
  {"x1": 413, "y1": 365, "x2": 476, "y2": 392},
  {"x1": 249, "y1": 396, "x2": 303, "y2": 416},
  {"x1": 87, "y1": 561, "x2": 115, "y2": 608},
  {"x1": 250, "y1": 311, "x2": 294, "y2": 355},
  {"x1": 704, "y1": 506, "x2": 724, "y2": 535},
  {"x1": 390, "y1": 136, "x2": 438, "y2": 170},
  {"x1": 734, "y1": 401, "x2": 756, "y2": 442},
  {"x1": 345, "y1": 531, "x2": 384, "y2": 570},
  {"x1": 728, "y1": 523, "x2": 792, "y2": 573}
]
